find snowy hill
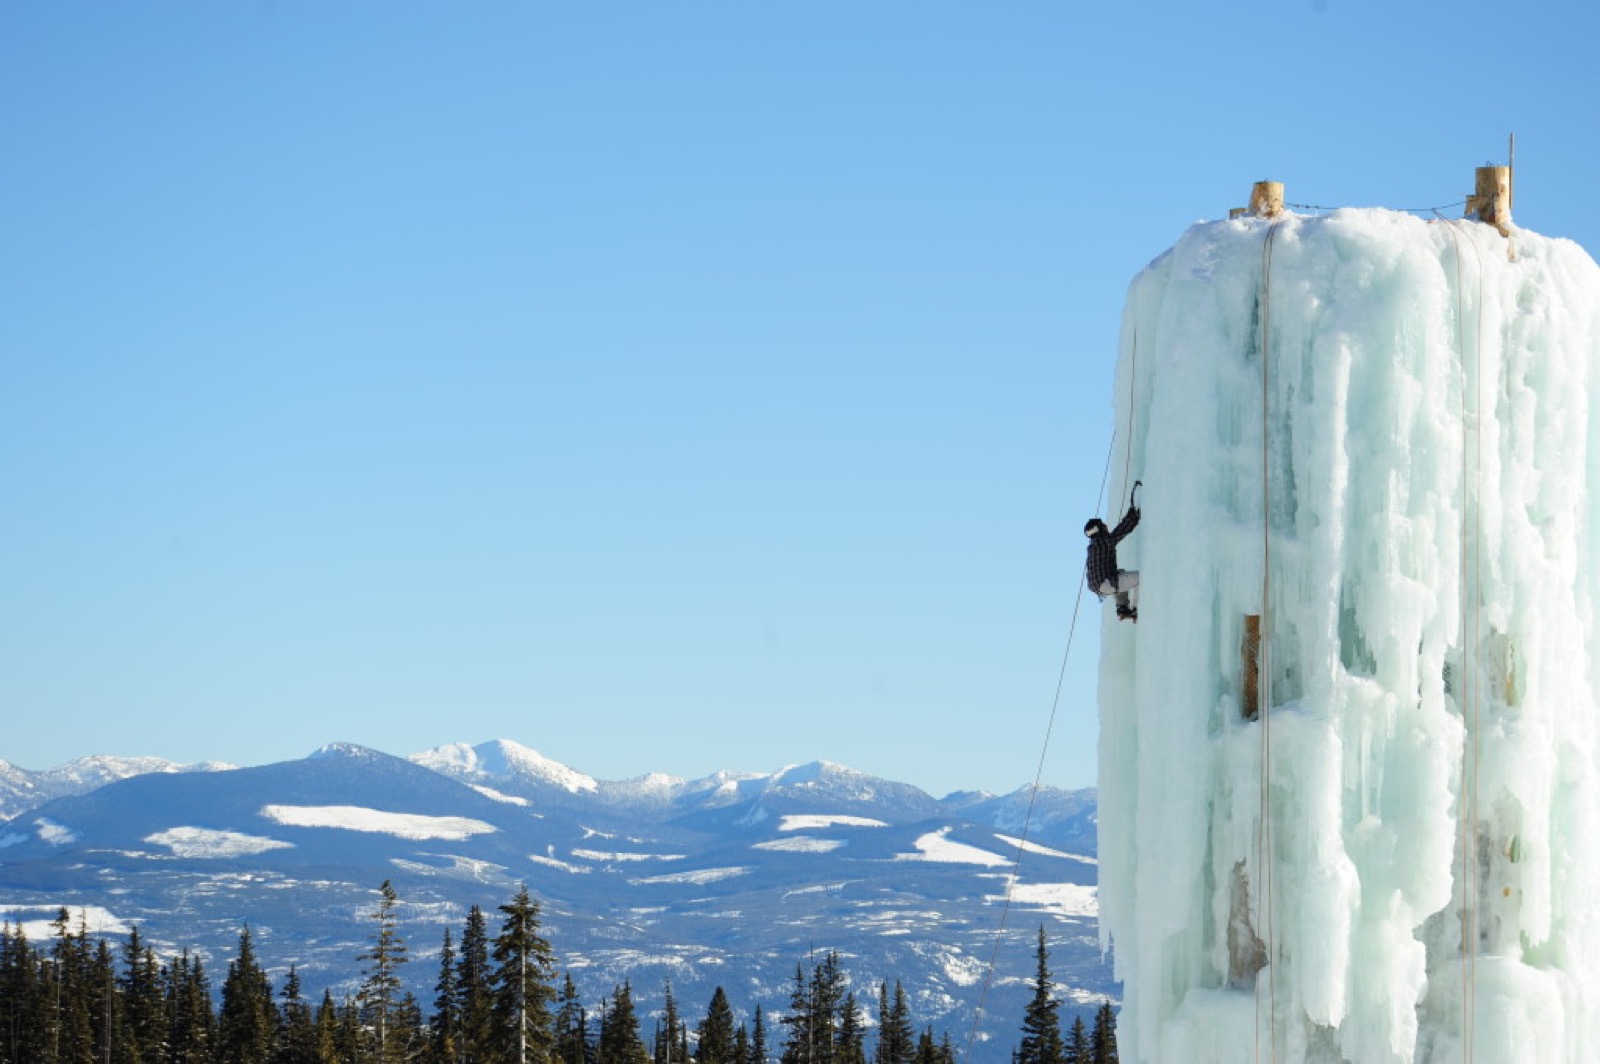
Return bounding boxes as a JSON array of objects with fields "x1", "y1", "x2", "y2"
[{"x1": 0, "y1": 741, "x2": 1108, "y2": 1053}]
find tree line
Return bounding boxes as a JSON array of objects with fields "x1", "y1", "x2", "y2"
[{"x1": 0, "y1": 881, "x2": 1115, "y2": 1064}]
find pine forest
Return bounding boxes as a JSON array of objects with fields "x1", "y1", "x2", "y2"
[{"x1": 0, "y1": 880, "x2": 1116, "y2": 1064}]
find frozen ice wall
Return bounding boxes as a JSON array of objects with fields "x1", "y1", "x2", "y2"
[{"x1": 1096, "y1": 209, "x2": 1600, "y2": 1064}]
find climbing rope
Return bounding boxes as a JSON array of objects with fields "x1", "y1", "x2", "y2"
[
  {"x1": 1256, "y1": 218, "x2": 1283, "y2": 1064},
  {"x1": 1121, "y1": 332, "x2": 1139, "y2": 511},
  {"x1": 960, "y1": 427, "x2": 1119, "y2": 1064},
  {"x1": 1438, "y1": 211, "x2": 1487, "y2": 1064}
]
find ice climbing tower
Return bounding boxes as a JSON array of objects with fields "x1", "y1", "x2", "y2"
[{"x1": 1096, "y1": 180, "x2": 1600, "y2": 1063}]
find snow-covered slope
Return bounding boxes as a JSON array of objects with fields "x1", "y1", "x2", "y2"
[
  {"x1": 0, "y1": 742, "x2": 1107, "y2": 1052},
  {"x1": 1098, "y1": 210, "x2": 1600, "y2": 1063}
]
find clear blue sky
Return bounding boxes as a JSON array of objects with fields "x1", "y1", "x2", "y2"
[{"x1": 2, "y1": 2, "x2": 1595, "y2": 798}]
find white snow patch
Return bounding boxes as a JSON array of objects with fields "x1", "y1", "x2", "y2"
[
  {"x1": 987, "y1": 881, "x2": 1098, "y2": 919},
  {"x1": 145, "y1": 827, "x2": 294, "y2": 858},
  {"x1": 34, "y1": 819, "x2": 77, "y2": 846},
  {"x1": 993, "y1": 833, "x2": 1095, "y2": 863},
  {"x1": 783, "y1": 882, "x2": 847, "y2": 898},
  {"x1": 938, "y1": 950, "x2": 989, "y2": 988},
  {"x1": 0, "y1": 905, "x2": 129, "y2": 940},
  {"x1": 896, "y1": 827, "x2": 1011, "y2": 867},
  {"x1": 777, "y1": 814, "x2": 887, "y2": 831},
  {"x1": 470, "y1": 784, "x2": 530, "y2": 807},
  {"x1": 388, "y1": 855, "x2": 511, "y2": 882},
  {"x1": 572, "y1": 848, "x2": 685, "y2": 862},
  {"x1": 630, "y1": 866, "x2": 750, "y2": 886},
  {"x1": 753, "y1": 835, "x2": 845, "y2": 853},
  {"x1": 528, "y1": 853, "x2": 592, "y2": 874},
  {"x1": 259, "y1": 804, "x2": 496, "y2": 841}
]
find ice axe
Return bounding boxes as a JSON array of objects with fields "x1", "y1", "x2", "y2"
[{"x1": 1131, "y1": 479, "x2": 1143, "y2": 509}]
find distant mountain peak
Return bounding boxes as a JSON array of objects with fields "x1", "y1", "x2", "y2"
[
  {"x1": 309, "y1": 742, "x2": 387, "y2": 761},
  {"x1": 411, "y1": 739, "x2": 598, "y2": 795},
  {"x1": 0, "y1": 754, "x2": 234, "y2": 823}
]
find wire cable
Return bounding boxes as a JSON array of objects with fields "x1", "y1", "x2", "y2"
[{"x1": 1285, "y1": 199, "x2": 1467, "y2": 215}]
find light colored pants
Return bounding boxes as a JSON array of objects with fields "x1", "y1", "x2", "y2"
[{"x1": 1097, "y1": 571, "x2": 1139, "y2": 611}]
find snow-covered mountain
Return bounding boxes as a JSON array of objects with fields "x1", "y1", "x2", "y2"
[
  {"x1": 413, "y1": 739, "x2": 946, "y2": 821},
  {"x1": 0, "y1": 741, "x2": 1109, "y2": 1057},
  {"x1": 0, "y1": 754, "x2": 232, "y2": 821}
]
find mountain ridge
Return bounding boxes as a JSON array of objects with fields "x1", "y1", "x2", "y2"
[{"x1": 0, "y1": 739, "x2": 1109, "y2": 1054}]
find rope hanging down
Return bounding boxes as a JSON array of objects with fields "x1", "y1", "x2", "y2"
[
  {"x1": 1255, "y1": 220, "x2": 1283, "y2": 1064},
  {"x1": 1438, "y1": 211, "x2": 1487, "y2": 1064},
  {"x1": 961, "y1": 426, "x2": 1120, "y2": 1064},
  {"x1": 1122, "y1": 332, "x2": 1139, "y2": 511}
]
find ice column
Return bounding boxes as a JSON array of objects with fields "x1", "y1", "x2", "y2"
[{"x1": 1095, "y1": 209, "x2": 1600, "y2": 1064}]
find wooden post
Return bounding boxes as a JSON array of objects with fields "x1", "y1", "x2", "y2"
[
  {"x1": 1249, "y1": 181, "x2": 1284, "y2": 219},
  {"x1": 1466, "y1": 166, "x2": 1512, "y2": 236},
  {"x1": 1242, "y1": 615, "x2": 1261, "y2": 721}
]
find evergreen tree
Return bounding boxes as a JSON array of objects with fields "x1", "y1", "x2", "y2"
[
  {"x1": 2, "y1": 923, "x2": 48, "y2": 1064},
  {"x1": 314, "y1": 991, "x2": 340, "y2": 1064},
  {"x1": 554, "y1": 973, "x2": 589, "y2": 1064},
  {"x1": 167, "y1": 950, "x2": 217, "y2": 1064},
  {"x1": 750, "y1": 1004, "x2": 768, "y2": 1064},
  {"x1": 656, "y1": 980, "x2": 687, "y2": 1064},
  {"x1": 694, "y1": 987, "x2": 735, "y2": 1064},
  {"x1": 359, "y1": 880, "x2": 411, "y2": 1064},
  {"x1": 394, "y1": 991, "x2": 429, "y2": 1064},
  {"x1": 51, "y1": 908, "x2": 94, "y2": 1064},
  {"x1": 873, "y1": 982, "x2": 913, "y2": 1064},
  {"x1": 333, "y1": 995, "x2": 368, "y2": 1064},
  {"x1": 119, "y1": 927, "x2": 166, "y2": 1064},
  {"x1": 779, "y1": 965, "x2": 812, "y2": 1064},
  {"x1": 835, "y1": 993, "x2": 865, "y2": 1064},
  {"x1": 457, "y1": 905, "x2": 494, "y2": 1064},
  {"x1": 732, "y1": 1023, "x2": 752, "y2": 1064},
  {"x1": 276, "y1": 965, "x2": 320, "y2": 1064},
  {"x1": 1089, "y1": 1003, "x2": 1117, "y2": 1064},
  {"x1": 219, "y1": 926, "x2": 278, "y2": 1064},
  {"x1": 597, "y1": 981, "x2": 651, "y2": 1064},
  {"x1": 489, "y1": 886, "x2": 557, "y2": 1064},
  {"x1": 1016, "y1": 929, "x2": 1064, "y2": 1064},
  {"x1": 1064, "y1": 1016, "x2": 1089, "y2": 1064},
  {"x1": 780, "y1": 953, "x2": 847, "y2": 1064},
  {"x1": 87, "y1": 938, "x2": 119, "y2": 1064},
  {"x1": 431, "y1": 929, "x2": 461, "y2": 1064},
  {"x1": 906, "y1": 1029, "x2": 952, "y2": 1064}
]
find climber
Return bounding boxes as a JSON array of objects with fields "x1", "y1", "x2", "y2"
[{"x1": 1085, "y1": 482, "x2": 1142, "y2": 621}]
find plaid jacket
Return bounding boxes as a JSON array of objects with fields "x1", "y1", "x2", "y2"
[{"x1": 1085, "y1": 506, "x2": 1140, "y2": 593}]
